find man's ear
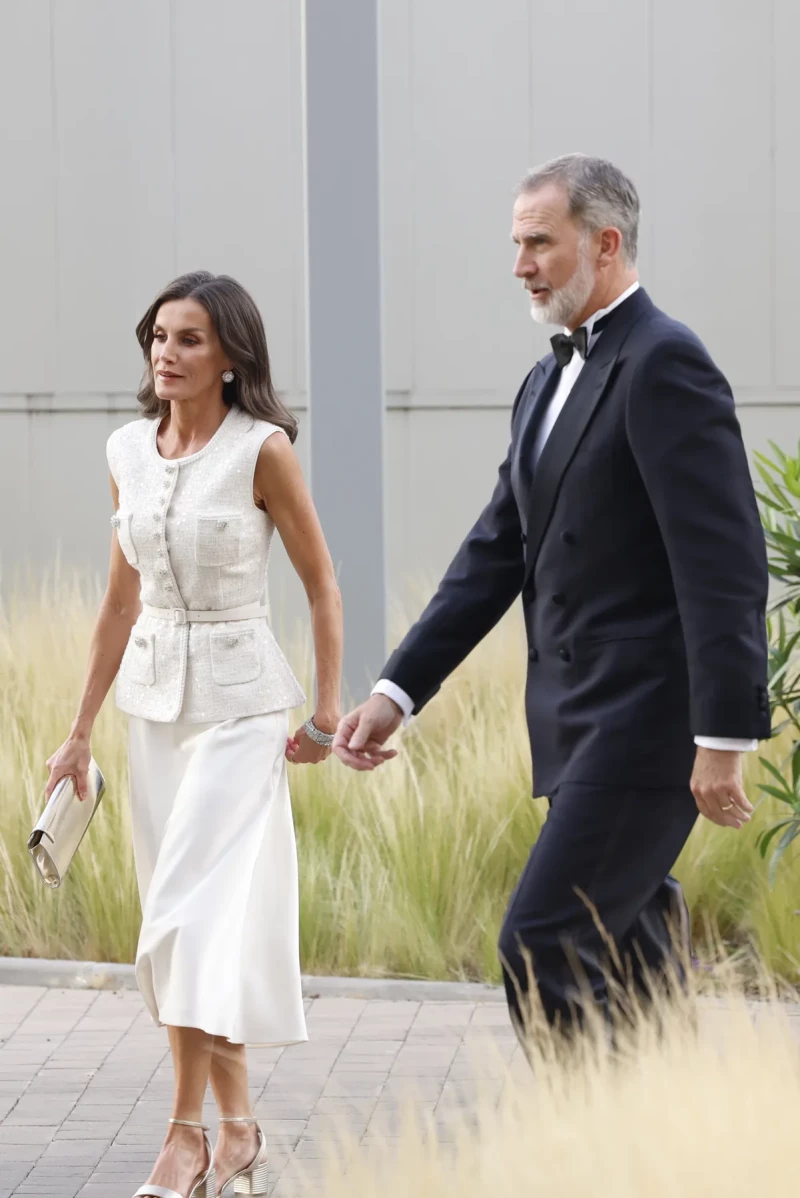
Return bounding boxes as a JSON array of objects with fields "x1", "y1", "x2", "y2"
[{"x1": 597, "y1": 226, "x2": 623, "y2": 266}]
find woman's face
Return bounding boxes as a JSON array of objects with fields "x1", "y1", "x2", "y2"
[{"x1": 151, "y1": 299, "x2": 232, "y2": 403}]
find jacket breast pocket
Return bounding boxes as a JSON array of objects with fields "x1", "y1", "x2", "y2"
[
  {"x1": 111, "y1": 511, "x2": 139, "y2": 566},
  {"x1": 195, "y1": 514, "x2": 242, "y2": 567},
  {"x1": 210, "y1": 628, "x2": 261, "y2": 686},
  {"x1": 125, "y1": 631, "x2": 156, "y2": 686}
]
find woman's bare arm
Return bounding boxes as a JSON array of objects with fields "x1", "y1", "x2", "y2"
[
  {"x1": 44, "y1": 474, "x2": 142, "y2": 800},
  {"x1": 254, "y1": 433, "x2": 343, "y2": 760}
]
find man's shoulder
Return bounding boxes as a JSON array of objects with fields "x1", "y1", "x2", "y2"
[
  {"x1": 624, "y1": 301, "x2": 721, "y2": 381},
  {"x1": 633, "y1": 300, "x2": 708, "y2": 358}
]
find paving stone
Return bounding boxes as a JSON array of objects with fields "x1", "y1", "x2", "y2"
[
  {"x1": 0, "y1": 1124, "x2": 59, "y2": 1144},
  {"x1": 1, "y1": 983, "x2": 798, "y2": 1195}
]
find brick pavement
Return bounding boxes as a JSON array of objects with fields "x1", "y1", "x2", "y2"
[
  {"x1": 0, "y1": 985, "x2": 524, "y2": 1197},
  {"x1": 3, "y1": 985, "x2": 799, "y2": 1197}
]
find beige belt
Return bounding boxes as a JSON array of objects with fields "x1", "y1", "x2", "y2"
[{"x1": 141, "y1": 602, "x2": 269, "y2": 625}]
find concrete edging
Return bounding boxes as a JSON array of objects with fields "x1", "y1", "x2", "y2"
[{"x1": 0, "y1": 956, "x2": 503, "y2": 1003}]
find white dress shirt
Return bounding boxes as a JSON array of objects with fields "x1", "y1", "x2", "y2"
[{"x1": 374, "y1": 282, "x2": 757, "y2": 753}]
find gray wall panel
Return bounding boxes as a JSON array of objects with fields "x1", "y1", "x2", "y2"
[
  {"x1": 172, "y1": 0, "x2": 303, "y2": 394},
  {"x1": 387, "y1": 406, "x2": 513, "y2": 604},
  {"x1": 52, "y1": 0, "x2": 173, "y2": 392},
  {"x1": 651, "y1": 0, "x2": 771, "y2": 386},
  {"x1": 410, "y1": 0, "x2": 534, "y2": 397},
  {"x1": 774, "y1": 0, "x2": 799, "y2": 388},
  {"x1": 529, "y1": 0, "x2": 654, "y2": 297},
  {"x1": 0, "y1": 413, "x2": 32, "y2": 574},
  {"x1": 1, "y1": 0, "x2": 798, "y2": 642},
  {"x1": 0, "y1": 2, "x2": 57, "y2": 394},
  {"x1": 380, "y1": 0, "x2": 414, "y2": 394}
]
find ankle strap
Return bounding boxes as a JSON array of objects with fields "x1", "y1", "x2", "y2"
[
  {"x1": 219, "y1": 1116, "x2": 258, "y2": 1124},
  {"x1": 169, "y1": 1118, "x2": 209, "y2": 1130}
]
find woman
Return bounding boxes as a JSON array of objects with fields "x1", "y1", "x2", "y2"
[{"x1": 43, "y1": 271, "x2": 343, "y2": 1198}]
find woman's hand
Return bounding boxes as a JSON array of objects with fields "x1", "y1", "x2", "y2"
[
  {"x1": 44, "y1": 733, "x2": 92, "y2": 802},
  {"x1": 285, "y1": 712, "x2": 339, "y2": 765}
]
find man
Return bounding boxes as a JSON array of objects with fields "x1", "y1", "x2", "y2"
[{"x1": 333, "y1": 154, "x2": 770, "y2": 1037}]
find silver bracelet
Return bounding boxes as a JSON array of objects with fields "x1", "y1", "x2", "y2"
[{"x1": 302, "y1": 717, "x2": 335, "y2": 748}]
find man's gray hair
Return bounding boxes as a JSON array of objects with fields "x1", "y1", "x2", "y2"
[{"x1": 518, "y1": 153, "x2": 640, "y2": 266}]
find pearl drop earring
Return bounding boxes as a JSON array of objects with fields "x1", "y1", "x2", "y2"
[{"x1": 222, "y1": 370, "x2": 234, "y2": 383}]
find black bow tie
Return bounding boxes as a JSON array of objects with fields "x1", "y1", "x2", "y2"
[
  {"x1": 550, "y1": 326, "x2": 589, "y2": 368},
  {"x1": 549, "y1": 308, "x2": 618, "y2": 368}
]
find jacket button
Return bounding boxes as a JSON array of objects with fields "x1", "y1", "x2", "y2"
[
  {"x1": 227, "y1": 634, "x2": 239, "y2": 647},
  {"x1": 561, "y1": 531, "x2": 576, "y2": 546},
  {"x1": 552, "y1": 593, "x2": 566, "y2": 606},
  {"x1": 529, "y1": 648, "x2": 539, "y2": 662},
  {"x1": 559, "y1": 647, "x2": 571, "y2": 662},
  {"x1": 217, "y1": 519, "x2": 228, "y2": 530},
  {"x1": 135, "y1": 636, "x2": 147, "y2": 648}
]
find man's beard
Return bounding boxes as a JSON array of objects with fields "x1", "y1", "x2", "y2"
[{"x1": 528, "y1": 244, "x2": 595, "y2": 328}]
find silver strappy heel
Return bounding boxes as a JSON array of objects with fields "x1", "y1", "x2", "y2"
[
  {"x1": 133, "y1": 1118, "x2": 216, "y2": 1198},
  {"x1": 217, "y1": 1116, "x2": 270, "y2": 1196}
]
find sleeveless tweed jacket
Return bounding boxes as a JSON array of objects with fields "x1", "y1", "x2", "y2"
[{"x1": 105, "y1": 404, "x2": 306, "y2": 722}]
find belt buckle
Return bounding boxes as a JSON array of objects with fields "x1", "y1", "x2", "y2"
[{"x1": 172, "y1": 609, "x2": 188, "y2": 625}]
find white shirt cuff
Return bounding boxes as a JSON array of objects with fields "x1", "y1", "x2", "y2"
[
  {"x1": 366, "y1": 697, "x2": 760, "y2": 750},
  {"x1": 694, "y1": 736, "x2": 759, "y2": 752},
  {"x1": 372, "y1": 679, "x2": 415, "y2": 726}
]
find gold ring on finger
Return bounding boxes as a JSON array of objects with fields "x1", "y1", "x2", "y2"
[{"x1": 720, "y1": 802, "x2": 734, "y2": 811}]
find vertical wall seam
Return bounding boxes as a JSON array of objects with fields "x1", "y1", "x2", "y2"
[
  {"x1": 169, "y1": 0, "x2": 178, "y2": 275},
  {"x1": 49, "y1": 0, "x2": 59, "y2": 396},
  {"x1": 527, "y1": 0, "x2": 535, "y2": 164},
  {"x1": 408, "y1": 0, "x2": 417, "y2": 400},
  {"x1": 291, "y1": 0, "x2": 304, "y2": 398},
  {"x1": 769, "y1": 0, "x2": 777, "y2": 387}
]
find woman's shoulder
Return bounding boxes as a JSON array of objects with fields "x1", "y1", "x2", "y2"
[
  {"x1": 106, "y1": 415, "x2": 153, "y2": 479},
  {"x1": 243, "y1": 414, "x2": 291, "y2": 455},
  {"x1": 244, "y1": 412, "x2": 284, "y2": 436},
  {"x1": 107, "y1": 414, "x2": 153, "y2": 450}
]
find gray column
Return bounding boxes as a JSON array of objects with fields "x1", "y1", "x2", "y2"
[{"x1": 302, "y1": 0, "x2": 386, "y2": 703}]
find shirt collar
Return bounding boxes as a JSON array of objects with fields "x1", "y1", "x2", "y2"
[{"x1": 565, "y1": 280, "x2": 640, "y2": 349}]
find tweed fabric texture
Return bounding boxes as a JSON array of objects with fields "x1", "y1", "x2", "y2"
[{"x1": 106, "y1": 403, "x2": 306, "y2": 722}]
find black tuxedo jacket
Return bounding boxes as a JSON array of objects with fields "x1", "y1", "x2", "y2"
[{"x1": 382, "y1": 287, "x2": 771, "y2": 795}]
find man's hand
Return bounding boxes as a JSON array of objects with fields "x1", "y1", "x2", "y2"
[
  {"x1": 691, "y1": 746, "x2": 753, "y2": 829},
  {"x1": 333, "y1": 695, "x2": 403, "y2": 771}
]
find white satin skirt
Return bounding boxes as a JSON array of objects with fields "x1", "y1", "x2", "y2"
[{"x1": 127, "y1": 709, "x2": 308, "y2": 1047}]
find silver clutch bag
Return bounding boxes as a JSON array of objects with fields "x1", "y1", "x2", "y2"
[{"x1": 27, "y1": 758, "x2": 106, "y2": 888}]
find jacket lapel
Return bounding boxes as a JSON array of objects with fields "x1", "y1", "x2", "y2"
[
  {"x1": 522, "y1": 288, "x2": 652, "y2": 587},
  {"x1": 510, "y1": 358, "x2": 559, "y2": 522}
]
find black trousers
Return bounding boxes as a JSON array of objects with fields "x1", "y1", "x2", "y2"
[{"x1": 497, "y1": 783, "x2": 698, "y2": 1036}]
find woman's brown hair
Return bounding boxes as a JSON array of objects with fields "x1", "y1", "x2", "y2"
[{"x1": 135, "y1": 271, "x2": 298, "y2": 443}]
